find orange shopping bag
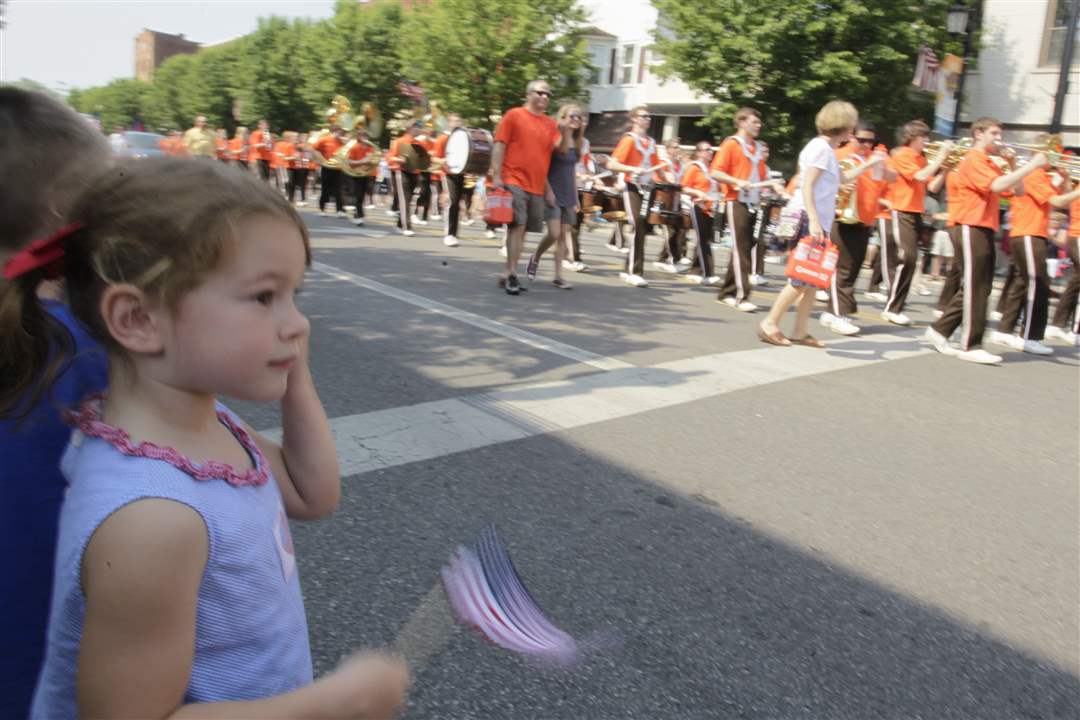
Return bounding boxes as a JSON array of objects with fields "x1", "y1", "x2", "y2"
[
  {"x1": 784, "y1": 235, "x2": 839, "y2": 289},
  {"x1": 484, "y1": 188, "x2": 514, "y2": 226}
]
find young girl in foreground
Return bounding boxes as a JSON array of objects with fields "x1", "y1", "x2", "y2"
[{"x1": 2, "y1": 159, "x2": 407, "y2": 718}]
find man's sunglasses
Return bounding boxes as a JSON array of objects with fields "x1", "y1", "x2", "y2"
[
  {"x1": 855, "y1": 137, "x2": 876, "y2": 144},
  {"x1": 532, "y1": 90, "x2": 552, "y2": 98}
]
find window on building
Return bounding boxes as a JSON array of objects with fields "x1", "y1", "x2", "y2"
[
  {"x1": 620, "y1": 45, "x2": 635, "y2": 85},
  {"x1": 1043, "y1": 0, "x2": 1080, "y2": 66},
  {"x1": 586, "y1": 44, "x2": 605, "y2": 85}
]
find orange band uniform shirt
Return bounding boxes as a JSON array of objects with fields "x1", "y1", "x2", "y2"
[
  {"x1": 432, "y1": 133, "x2": 450, "y2": 179},
  {"x1": 389, "y1": 134, "x2": 417, "y2": 174},
  {"x1": 347, "y1": 140, "x2": 377, "y2": 176},
  {"x1": 611, "y1": 133, "x2": 665, "y2": 186},
  {"x1": 272, "y1": 140, "x2": 295, "y2": 169},
  {"x1": 944, "y1": 170, "x2": 961, "y2": 227},
  {"x1": 1009, "y1": 167, "x2": 1056, "y2": 238},
  {"x1": 836, "y1": 143, "x2": 887, "y2": 226},
  {"x1": 889, "y1": 145, "x2": 930, "y2": 213},
  {"x1": 214, "y1": 136, "x2": 227, "y2": 160},
  {"x1": 1070, "y1": 195, "x2": 1080, "y2": 237},
  {"x1": 228, "y1": 137, "x2": 247, "y2": 162},
  {"x1": 313, "y1": 134, "x2": 345, "y2": 167},
  {"x1": 953, "y1": 147, "x2": 1005, "y2": 231},
  {"x1": 494, "y1": 107, "x2": 560, "y2": 195},
  {"x1": 249, "y1": 130, "x2": 273, "y2": 162},
  {"x1": 680, "y1": 163, "x2": 715, "y2": 215},
  {"x1": 876, "y1": 172, "x2": 894, "y2": 221},
  {"x1": 708, "y1": 137, "x2": 768, "y2": 202}
]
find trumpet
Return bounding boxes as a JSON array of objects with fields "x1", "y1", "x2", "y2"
[
  {"x1": 924, "y1": 137, "x2": 974, "y2": 167},
  {"x1": 997, "y1": 135, "x2": 1080, "y2": 181}
]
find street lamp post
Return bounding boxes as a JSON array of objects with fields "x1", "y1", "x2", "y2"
[{"x1": 947, "y1": 2, "x2": 975, "y2": 137}]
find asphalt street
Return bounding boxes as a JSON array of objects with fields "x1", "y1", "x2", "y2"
[{"x1": 232, "y1": 202, "x2": 1079, "y2": 719}]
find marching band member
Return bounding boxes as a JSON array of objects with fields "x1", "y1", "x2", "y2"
[
  {"x1": 272, "y1": 131, "x2": 296, "y2": 194},
  {"x1": 435, "y1": 113, "x2": 463, "y2": 247},
  {"x1": 389, "y1": 121, "x2": 425, "y2": 236},
  {"x1": 711, "y1": 107, "x2": 772, "y2": 310},
  {"x1": 934, "y1": 166, "x2": 964, "y2": 317},
  {"x1": 248, "y1": 119, "x2": 274, "y2": 182},
  {"x1": 311, "y1": 125, "x2": 346, "y2": 217},
  {"x1": 655, "y1": 137, "x2": 690, "y2": 271},
  {"x1": 1046, "y1": 193, "x2": 1080, "y2": 344},
  {"x1": 679, "y1": 141, "x2": 721, "y2": 284},
  {"x1": 288, "y1": 132, "x2": 313, "y2": 206},
  {"x1": 749, "y1": 141, "x2": 776, "y2": 283},
  {"x1": 566, "y1": 137, "x2": 597, "y2": 271},
  {"x1": 214, "y1": 127, "x2": 228, "y2": 163},
  {"x1": 605, "y1": 105, "x2": 674, "y2": 287},
  {"x1": 925, "y1": 117, "x2": 1048, "y2": 365},
  {"x1": 346, "y1": 126, "x2": 378, "y2": 226},
  {"x1": 879, "y1": 120, "x2": 951, "y2": 325},
  {"x1": 989, "y1": 139, "x2": 1080, "y2": 354},
  {"x1": 228, "y1": 126, "x2": 249, "y2": 169},
  {"x1": 819, "y1": 122, "x2": 889, "y2": 336}
]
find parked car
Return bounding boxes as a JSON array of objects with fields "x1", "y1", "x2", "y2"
[{"x1": 116, "y1": 131, "x2": 167, "y2": 159}]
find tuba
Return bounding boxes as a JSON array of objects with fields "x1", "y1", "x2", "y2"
[{"x1": 341, "y1": 137, "x2": 383, "y2": 177}]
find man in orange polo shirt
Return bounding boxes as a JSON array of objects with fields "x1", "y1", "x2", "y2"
[
  {"x1": 709, "y1": 107, "x2": 771, "y2": 310},
  {"x1": 879, "y1": 120, "x2": 951, "y2": 325},
  {"x1": 926, "y1": 117, "x2": 1047, "y2": 365},
  {"x1": 491, "y1": 79, "x2": 562, "y2": 295},
  {"x1": 1047, "y1": 193, "x2": 1080, "y2": 344},
  {"x1": 820, "y1": 122, "x2": 890, "y2": 336},
  {"x1": 249, "y1": 119, "x2": 273, "y2": 183},
  {"x1": 990, "y1": 141, "x2": 1080, "y2": 354},
  {"x1": 606, "y1": 104, "x2": 675, "y2": 287}
]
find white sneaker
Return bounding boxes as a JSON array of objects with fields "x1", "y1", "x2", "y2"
[
  {"x1": 365, "y1": 203, "x2": 377, "y2": 209},
  {"x1": 881, "y1": 311, "x2": 912, "y2": 326},
  {"x1": 865, "y1": 291, "x2": 888, "y2": 302},
  {"x1": 1022, "y1": 339, "x2": 1053, "y2": 355},
  {"x1": 413, "y1": 216, "x2": 429, "y2": 226},
  {"x1": 750, "y1": 274, "x2": 770, "y2": 287},
  {"x1": 815, "y1": 290, "x2": 829, "y2": 302},
  {"x1": 336, "y1": 211, "x2": 348, "y2": 218},
  {"x1": 956, "y1": 348, "x2": 1003, "y2": 365},
  {"x1": 462, "y1": 218, "x2": 476, "y2": 226},
  {"x1": 386, "y1": 210, "x2": 398, "y2": 217},
  {"x1": 618, "y1": 247, "x2": 630, "y2": 255},
  {"x1": 401, "y1": 229, "x2": 415, "y2": 237},
  {"x1": 296, "y1": 201, "x2": 307, "y2": 207},
  {"x1": 652, "y1": 261, "x2": 679, "y2": 273},
  {"x1": 344, "y1": 205, "x2": 355, "y2": 212},
  {"x1": 721, "y1": 297, "x2": 757, "y2": 312},
  {"x1": 620, "y1": 272, "x2": 648, "y2": 287},
  {"x1": 825, "y1": 314, "x2": 860, "y2": 336},
  {"x1": 431, "y1": 214, "x2": 443, "y2": 221},
  {"x1": 917, "y1": 285, "x2": 933, "y2": 296},
  {"x1": 988, "y1": 330, "x2": 1023, "y2": 351},
  {"x1": 562, "y1": 259, "x2": 588, "y2": 272},
  {"x1": 498, "y1": 246, "x2": 508, "y2": 258},
  {"x1": 606, "y1": 242, "x2": 621, "y2": 253},
  {"x1": 443, "y1": 235, "x2": 459, "y2": 247},
  {"x1": 1043, "y1": 326, "x2": 1078, "y2": 345},
  {"x1": 924, "y1": 326, "x2": 959, "y2": 356},
  {"x1": 351, "y1": 218, "x2": 364, "y2": 226},
  {"x1": 485, "y1": 230, "x2": 496, "y2": 239},
  {"x1": 704, "y1": 275, "x2": 721, "y2": 286},
  {"x1": 989, "y1": 310, "x2": 1003, "y2": 322},
  {"x1": 931, "y1": 309, "x2": 944, "y2": 319},
  {"x1": 676, "y1": 257, "x2": 694, "y2": 267},
  {"x1": 319, "y1": 210, "x2": 329, "y2": 216},
  {"x1": 685, "y1": 274, "x2": 704, "y2": 285}
]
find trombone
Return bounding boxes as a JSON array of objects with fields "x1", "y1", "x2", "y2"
[{"x1": 998, "y1": 134, "x2": 1080, "y2": 182}]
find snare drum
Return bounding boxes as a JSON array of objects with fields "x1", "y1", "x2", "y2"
[
  {"x1": 445, "y1": 127, "x2": 493, "y2": 175},
  {"x1": 647, "y1": 183, "x2": 683, "y2": 226},
  {"x1": 600, "y1": 188, "x2": 625, "y2": 220},
  {"x1": 579, "y1": 188, "x2": 604, "y2": 213}
]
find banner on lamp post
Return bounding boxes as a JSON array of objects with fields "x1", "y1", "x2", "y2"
[{"x1": 933, "y1": 54, "x2": 965, "y2": 137}]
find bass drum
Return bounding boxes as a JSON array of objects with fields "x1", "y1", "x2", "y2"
[{"x1": 445, "y1": 127, "x2": 493, "y2": 175}]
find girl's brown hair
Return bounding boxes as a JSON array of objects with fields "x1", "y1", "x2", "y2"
[{"x1": 0, "y1": 158, "x2": 311, "y2": 419}]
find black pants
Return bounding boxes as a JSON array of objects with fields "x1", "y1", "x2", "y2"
[
  {"x1": 319, "y1": 167, "x2": 344, "y2": 213},
  {"x1": 351, "y1": 176, "x2": 370, "y2": 219},
  {"x1": 287, "y1": 168, "x2": 309, "y2": 203},
  {"x1": 445, "y1": 173, "x2": 465, "y2": 237},
  {"x1": 394, "y1": 170, "x2": 418, "y2": 230},
  {"x1": 932, "y1": 224, "x2": 996, "y2": 351},
  {"x1": 996, "y1": 261, "x2": 1016, "y2": 314},
  {"x1": 418, "y1": 172, "x2": 433, "y2": 219},
  {"x1": 750, "y1": 205, "x2": 768, "y2": 276},
  {"x1": 884, "y1": 210, "x2": 922, "y2": 314},
  {"x1": 999, "y1": 235, "x2": 1050, "y2": 341},
  {"x1": 657, "y1": 226, "x2": 687, "y2": 263},
  {"x1": 257, "y1": 159, "x2": 271, "y2": 182},
  {"x1": 828, "y1": 220, "x2": 871, "y2": 317},
  {"x1": 686, "y1": 204, "x2": 715, "y2": 277},
  {"x1": 718, "y1": 200, "x2": 756, "y2": 302},
  {"x1": 623, "y1": 184, "x2": 648, "y2": 276},
  {"x1": 938, "y1": 226, "x2": 962, "y2": 310},
  {"x1": 1051, "y1": 236, "x2": 1080, "y2": 333}
]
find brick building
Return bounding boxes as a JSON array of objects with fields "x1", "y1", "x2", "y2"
[{"x1": 134, "y1": 29, "x2": 200, "y2": 82}]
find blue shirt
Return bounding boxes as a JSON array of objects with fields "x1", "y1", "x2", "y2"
[
  {"x1": 548, "y1": 147, "x2": 579, "y2": 209},
  {"x1": 0, "y1": 300, "x2": 107, "y2": 719},
  {"x1": 31, "y1": 401, "x2": 313, "y2": 716}
]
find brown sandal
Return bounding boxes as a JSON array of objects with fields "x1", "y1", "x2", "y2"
[
  {"x1": 792, "y1": 335, "x2": 825, "y2": 348},
  {"x1": 757, "y1": 326, "x2": 792, "y2": 347}
]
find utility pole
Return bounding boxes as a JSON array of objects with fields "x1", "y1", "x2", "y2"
[{"x1": 1050, "y1": 0, "x2": 1079, "y2": 134}]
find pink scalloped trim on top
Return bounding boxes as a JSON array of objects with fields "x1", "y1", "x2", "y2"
[{"x1": 65, "y1": 395, "x2": 269, "y2": 487}]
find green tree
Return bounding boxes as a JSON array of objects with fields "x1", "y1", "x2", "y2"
[
  {"x1": 67, "y1": 78, "x2": 150, "y2": 130},
  {"x1": 182, "y1": 41, "x2": 246, "y2": 132},
  {"x1": 143, "y1": 54, "x2": 196, "y2": 131},
  {"x1": 234, "y1": 16, "x2": 317, "y2": 132},
  {"x1": 398, "y1": 0, "x2": 592, "y2": 127},
  {"x1": 651, "y1": 0, "x2": 962, "y2": 158}
]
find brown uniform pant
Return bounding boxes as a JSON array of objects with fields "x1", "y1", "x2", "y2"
[
  {"x1": 623, "y1": 184, "x2": 648, "y2": 276},
  {"x1": 932, "y1": 225, "x2": 996, "y2": 351},
  {"x1": 938, "y1": 226, "x2": 963, "y2": 310},
  {"x1": 884, "y1": 210, "x2": 922, "y2": 314},
  {"x1": 829, "y1": 220, "x2": 871, "y2": 318},
  {"x1": 718, "y1": 200, "x2": 756, "y2": 303},
  {"x1": 998, "y1": 235, "x2": 1050, "y2": 341},
  {"x1": 686, "y1": 204, "x2": 715, "y2": 277},
  {"x1": 1051, "y1": 236, "x2": 1080, "y2": 334}
]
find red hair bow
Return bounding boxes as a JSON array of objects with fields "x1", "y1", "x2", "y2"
[{"x1": 2, "y1": 223, "x2": 84, "y2": 281}]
